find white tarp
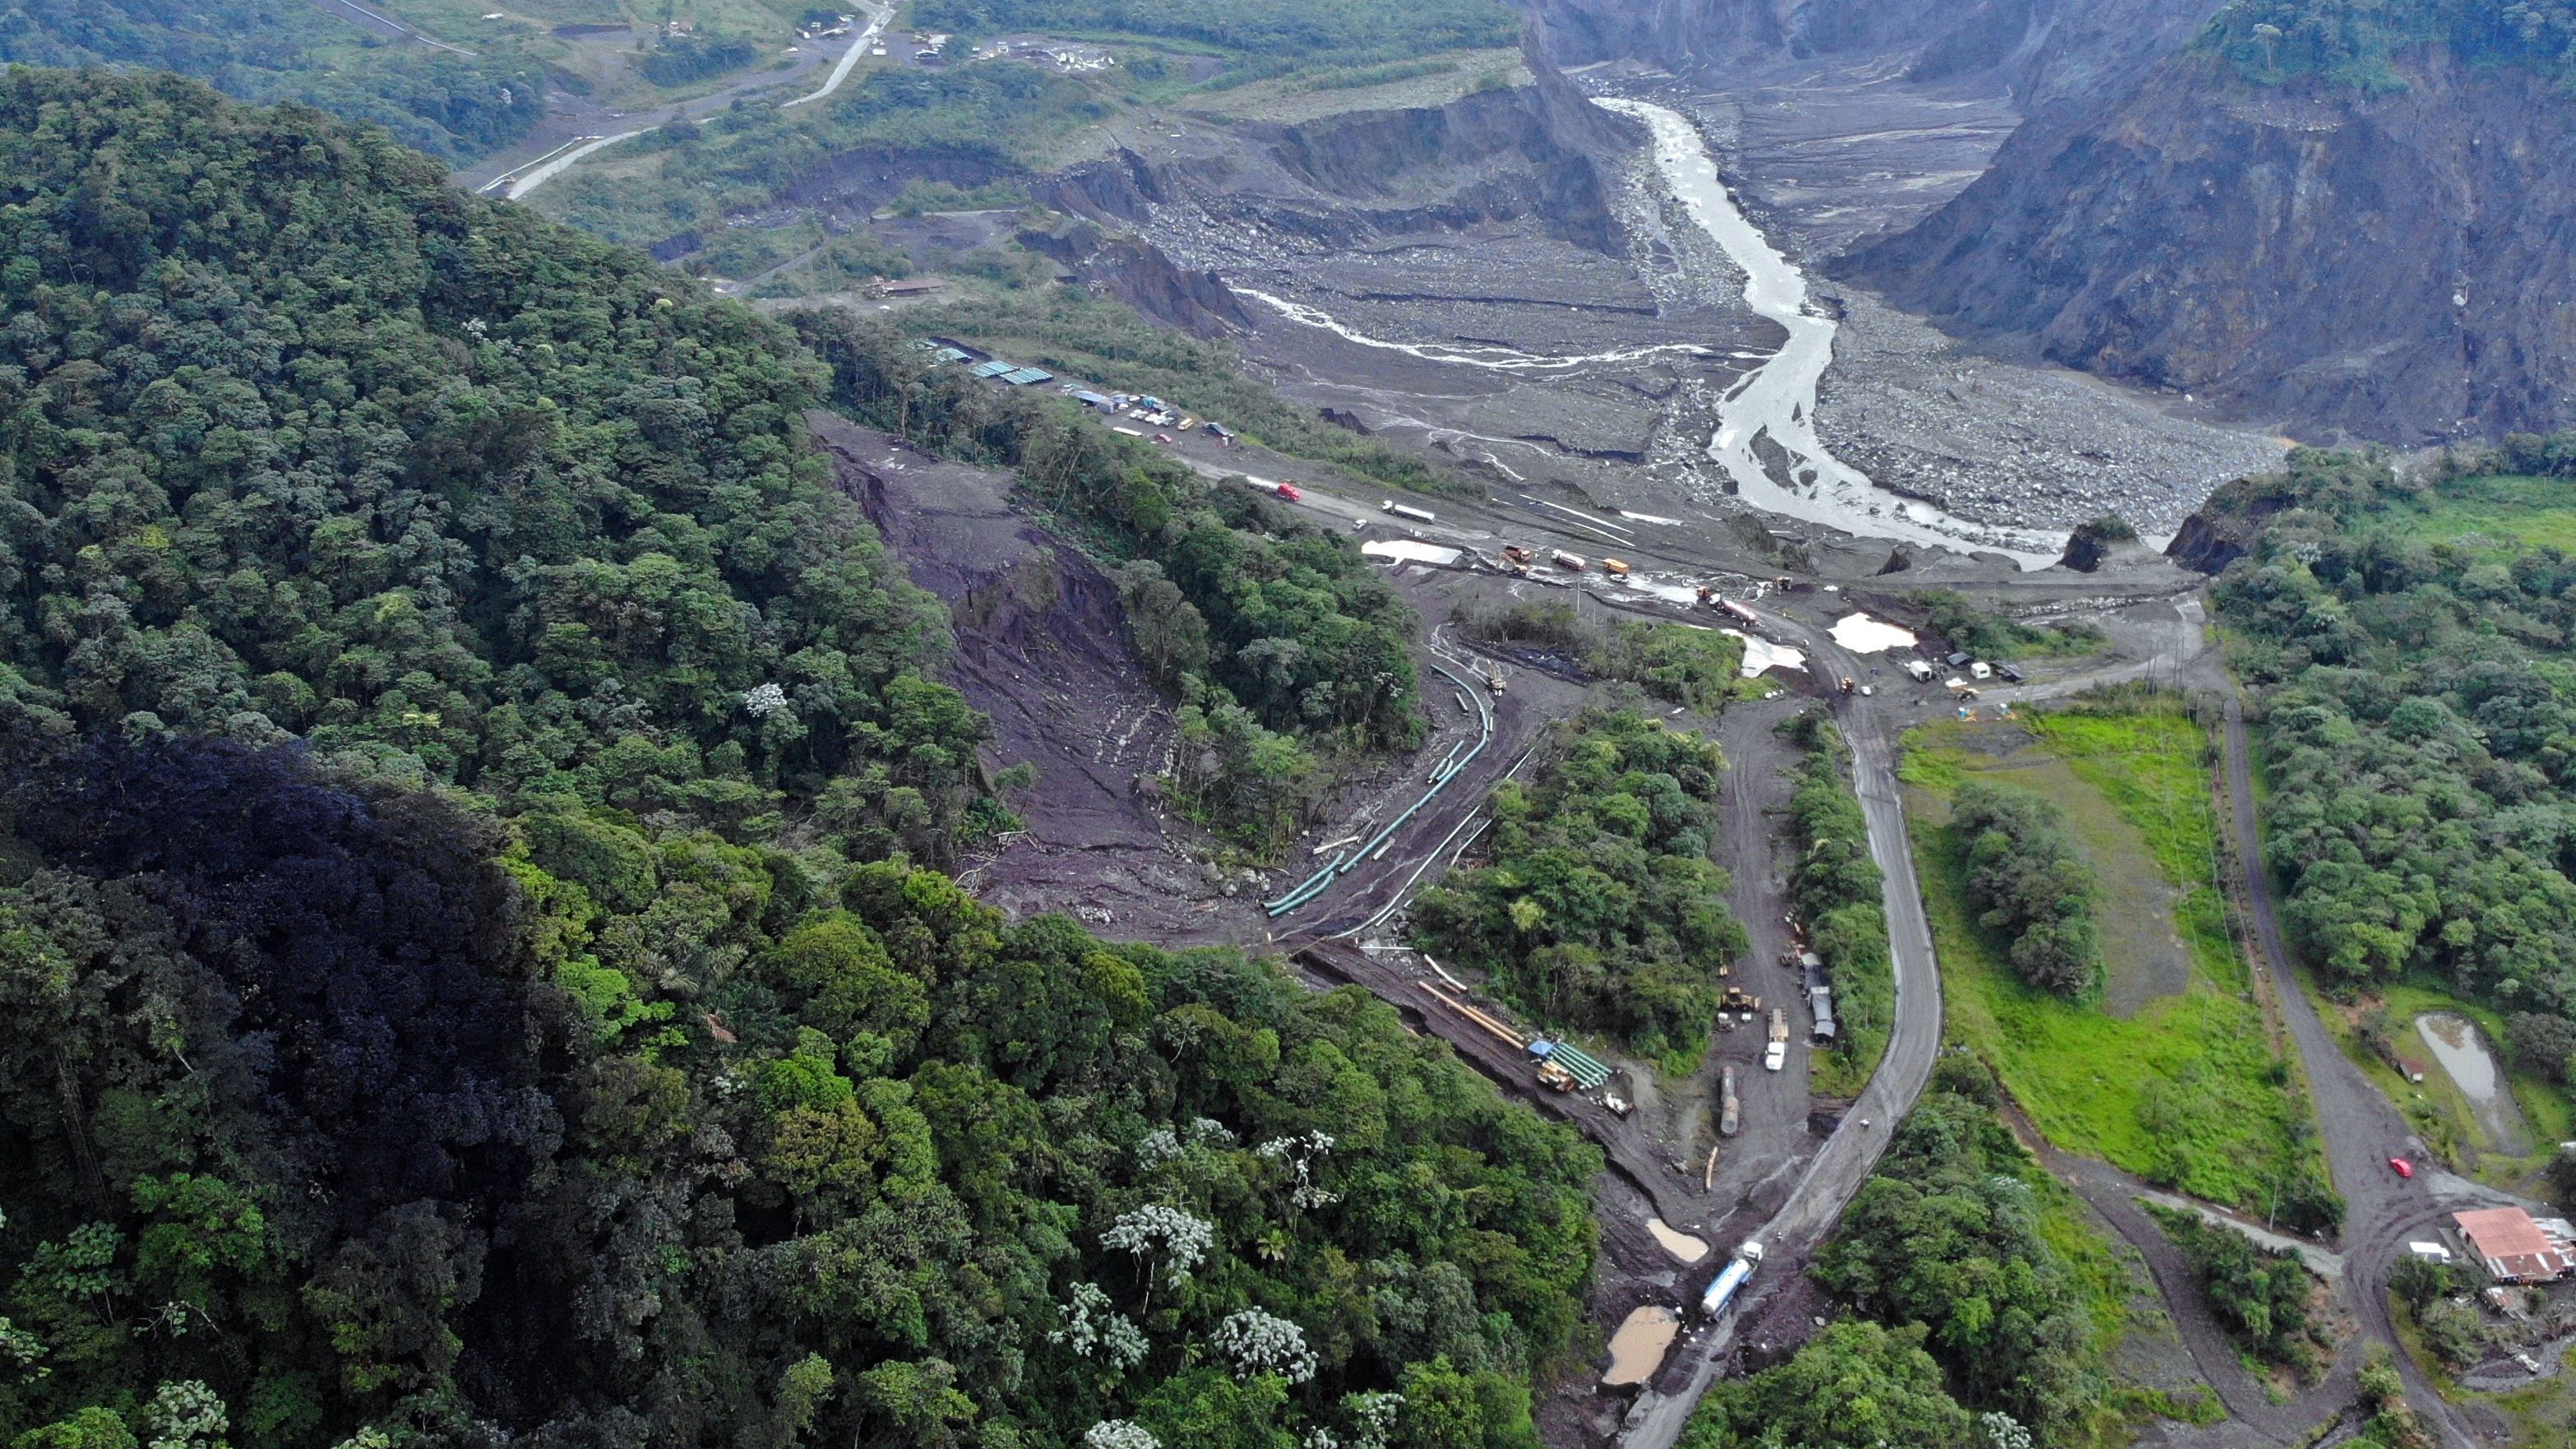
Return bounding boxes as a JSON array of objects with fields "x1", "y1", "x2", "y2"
[
  {"x1": 1361, "y1": 539, "x2": 1463, "y2": 567},
  {"x1": 1723, "y1": 630, "x2": 1806, "y2": 677},
  {"x1": 1830, "y1": 612, "x2": 1918, "y2": 653}
]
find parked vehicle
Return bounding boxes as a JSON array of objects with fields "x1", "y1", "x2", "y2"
[{"x1": 1698, "y1": 1240, "x2": 1765, "y2": 1317}]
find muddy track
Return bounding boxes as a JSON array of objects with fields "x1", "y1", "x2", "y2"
[{"x1": 2221, "y1": 693, "x2": 2487, "y2": 1449}]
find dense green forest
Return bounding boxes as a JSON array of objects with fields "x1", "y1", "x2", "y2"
[
  {"x1": 1682, "y1": 1057, "x2": 2116, "y2": 1447},
  {"x1": 1410, "y1": 707, "x2": 1746, "y2": 1067},
  {"x1": 792, "y1": 308, "x2": 1425, "y2": 849},
  {"x1": 0, "y1": 0, "x2": 543, "y2": 160},
  {"x1": 1951, "y1": 783, "x2": 2103, "y2": 1000},
  {"x1": 0, "y1": 72, "x2": 1600, "y2": 1448},
  {"x1": 2200, "y1": 0, "x2": 2576, "y2": 88},
  {"x1": 1781, "y1": 714, "x2": 1891, "y2": 1095},
  {"x1": 2205, "y1": 442, "x2": 2576, "y2": 1023}
]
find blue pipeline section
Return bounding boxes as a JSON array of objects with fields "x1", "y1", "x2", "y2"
[{"x1": 1264, "y1": 658, "x2": 1493, "y2": 918}]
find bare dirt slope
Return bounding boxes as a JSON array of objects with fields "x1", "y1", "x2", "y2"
[{"x1": 807, "y1": 412, "x2": 1256, "y2": 941}]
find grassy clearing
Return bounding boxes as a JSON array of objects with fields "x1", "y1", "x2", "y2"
[
  {"x1": 2376, "y1": 474, "x2": 2576, "y2": 558},
  {"x1": 1903, "y1": 706, "x2": 2328, "y2": 1215}
]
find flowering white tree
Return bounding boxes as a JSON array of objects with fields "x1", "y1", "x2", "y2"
[
  {"x1": 1085, "y1": 1420, "x2": 1159, "y2": 1449},
  {"x1": 742, "y1": 682, "x2": 793, "y2": 718},
  {"x1": 145, "y1": 1380, "x2": 228, "y2": 1449},
  {"x1": 1982, "y1": 1411, "x2": 2035, "y2": 1449},
  {"x1": 1050, "y1": 1281, "x2": 1149, "y2": 1371},
  {"x1": 1255, "y1": 1129, "x2": 1340, "y2": 1208},
  {"x1": 1103, "y1": 1205, "x2": 1214, "y2": 1289},
  {"x1": 1343, "y1": 1391, "x2": 1402, "y2": 1449},
  {"x1": 1212, "y1": 1307, "x2": 1319, "y2": 1385}
]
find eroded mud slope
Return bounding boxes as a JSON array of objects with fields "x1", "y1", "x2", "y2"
[{"x1": 808, "y1": 412, "x2": 1246, "y2": 940}]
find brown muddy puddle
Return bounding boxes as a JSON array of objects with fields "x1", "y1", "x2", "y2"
[
  {"x1": 1602, "y1": 1304, "x2": 1681, "y2": 1386},
  {"x1": 1647, "y1": 1217, "x2": 1709, "y2": 1263}
]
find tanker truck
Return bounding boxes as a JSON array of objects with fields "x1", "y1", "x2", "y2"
[{"x1": 1698, "y1": 1239, "x2": 1765, "y2": 1318}]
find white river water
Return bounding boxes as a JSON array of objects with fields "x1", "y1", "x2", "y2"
[{"x1": 1591, "y1": 98, "x2": 2065, "y2": 568}]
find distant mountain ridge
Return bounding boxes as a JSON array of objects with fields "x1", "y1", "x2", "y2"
[{"x1": 1840, "y1": 30, "x2": 2576, "y2": 443}]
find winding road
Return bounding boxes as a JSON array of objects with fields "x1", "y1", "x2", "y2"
[{"x1": 1615, "y1": 609, "x2": 1950, "y2": 1449}]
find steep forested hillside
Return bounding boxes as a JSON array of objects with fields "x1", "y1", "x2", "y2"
[
  {"x1": 0, "y1": 72, "x2": 1598, "y2": 1449},
  {"x1": 0, "y1": 0, "x2": 543, "y2": 160}
]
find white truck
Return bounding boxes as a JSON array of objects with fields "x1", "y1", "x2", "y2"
[
  {"x1": 1698, "y1": 1239, "x2": 1765, "y2": 1317},
  {"x1": 1764, "y1": 1007, "x2": 1788, "y2": 1071},
  {"x1": 1380, "y1": 499, "x2": 1437, "y2": 524}
]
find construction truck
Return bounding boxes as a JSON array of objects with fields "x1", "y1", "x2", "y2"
[
  {"x1": 1483, "y1": 670, "x2": 1506, "y2": 697},
  {"x1": 1601, "y1": 558, "x2": 1631, "y2": 578},
  {"x1": 1768, "y1": 1007, "x2": 1789, "y2": 1044},
  {"x1": 1696, "y1": 583, "x2": 1718, "y2": 605},
  {"x1": 1838, "y1": 676, "x2": 1857, "y2": 694},
  {"x1": 1699, "y1": 1240, "x2": 1765, "y2": 1317},
  {"x1": 1500, "y1": 544, "x2": 1535, "y2": 572}
]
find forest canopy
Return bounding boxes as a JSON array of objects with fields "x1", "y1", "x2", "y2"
[
  {"x1": 0, "y1": 72, "x2": 1603, "y2": 1448},
  {"x1": 1410, "y1": 707, "x2": 1747, "y2": 1065},
  {"x1": 0, "y1": 0, "x2": 544, "y2": 160},
  {"x1": 2204, "y1": 444, "x2": 2576, "y2": 1016}
]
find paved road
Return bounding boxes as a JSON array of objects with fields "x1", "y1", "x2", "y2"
[
  {"x1": 784, "y1": 3, "x2": 893, "y2": 109},
  {"x1": 1616, "y1": 608, "x2": 1950, "y2": 1449},
  {"x1": 2222, "y1": 693, "x2": 2481, "y2": 1449}
]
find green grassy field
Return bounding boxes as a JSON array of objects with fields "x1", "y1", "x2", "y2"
[
  {"x1": 1903, "y1": 706, "x2": 2326, "y2": 1213},
  {"x1": 2375, "y1": 475, "x2": 2576, "y2": 558}
]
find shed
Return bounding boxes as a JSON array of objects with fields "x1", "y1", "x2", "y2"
[
  {"x1": 1809, "y1": 988, "x2": 1835, "y2": 1041},
  {"x1": 1945, "y1": 650, "x2": 1972, "y2": 668},
  {"x1": 2455, "y1": 1208, "x2": 2576, "y2": 1282},
  {"x1": 1801, "y1": 960, "x2": 1829, "y2": 995},
  {"x1": 1000, "y1": 367, "x2": 1054, "y2": 385},
  {"x1": 1071, "y1": 390, "x2": 1112, "y2": 408},
  {"x1": 969, "y1": 359, "x2": 1015, "y2": 378},
  {"x1": 1205, "y1": 421, "x2": 1235, "y2": 439}
]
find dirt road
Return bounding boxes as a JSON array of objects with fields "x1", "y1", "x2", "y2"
[{"x1": 2222, "y1": 694, "x2": 2488, "y2": 1449}]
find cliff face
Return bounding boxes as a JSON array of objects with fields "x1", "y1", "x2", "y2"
[
  {"x1": 1049, "y1": 67, "x2": 1628, "y2": 254},
  {"x1": 1844, "y1": 49, "x2": 2576, "y2": 442}
]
